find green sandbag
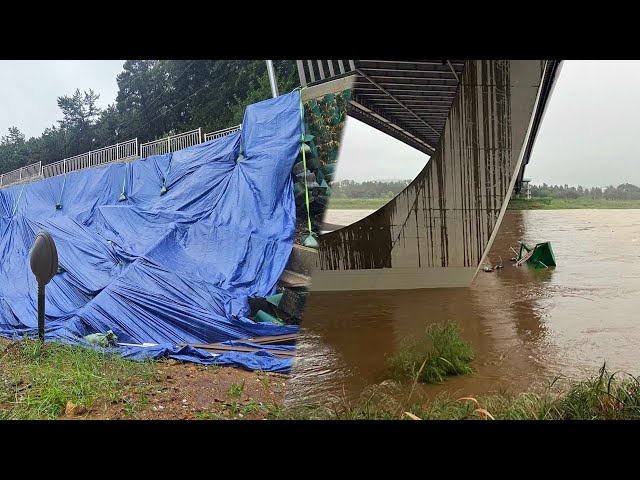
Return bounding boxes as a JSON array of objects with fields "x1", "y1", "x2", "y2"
[
  {"x1": 303, "y1": 133, "x2": 315, "y2": 143},
  {"x1": 255, "y1": 310, "x2": 285, "y2": 325},
  {"x1": 303, "y1": 234, "x2": 319, "y2": 249},
  {"x1": 321, "y1": 163, "x2": 337, "y2": 175},
  {"x1": 293, "y1": 181, "x2": 305, "y2": 196},
  {"x1": 324, "y1": 93, "x2": 336, "y2": 103},
  {"x1": 341, "y1": 89, "x2": 352, "y2": 101},
  {"x1": 306, "y1": 156, "x2": 321, "y2": 170},
  {"x1": 266, "y1": 292, "x2": 283, "y2": 306},
  {"x1": 84, "y1": 330, "x2": 117, "y2": 348}
]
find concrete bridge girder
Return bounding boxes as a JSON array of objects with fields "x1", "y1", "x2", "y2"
[{"x1": 311, "y1": 60, "x2": 561, "y2": 291}]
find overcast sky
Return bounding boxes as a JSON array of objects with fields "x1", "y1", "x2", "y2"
[
  {"x1": 1, "y1": 60, "x2": 639, "y2": 187},
  {"x1": 335, "y1": 60, "x2": 640, "y2": 187},
  {"x1": 0, "y1": 60, "x2": 124, "y2": 139}
]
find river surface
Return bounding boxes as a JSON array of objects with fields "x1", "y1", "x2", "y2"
[{"x1": 287, "y1": 209, "x2": 640, "y2": 407}]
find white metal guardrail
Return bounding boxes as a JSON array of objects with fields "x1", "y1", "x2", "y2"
[
  {"x1": 41, "y1": 138, "x2": 138, "y2": 179},
  {"x1": 140, "y1": 128, "x2": 202, "y2": 158},
  {"x1": 204, "y1": 125, "x2": 241, "y2": 142},
  {"x1": 0, "y1": 161, "x2": 42, "y2": 188},
  {"x1": 1, "y1": 122, "x2": 244, "y2": 189}
]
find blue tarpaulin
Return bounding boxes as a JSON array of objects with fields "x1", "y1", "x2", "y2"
[{"x1": 0, "y1": 91, "x2": 303, "y2": 373}]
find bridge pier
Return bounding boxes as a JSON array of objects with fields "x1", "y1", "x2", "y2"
[{"x1": 311, "y1": 60, "x2": 562, "y2": 291}]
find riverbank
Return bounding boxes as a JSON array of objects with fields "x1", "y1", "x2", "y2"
[
  {"x1": 328, "y1": 197, "x2": 640, "y2": 211},
  {"x1": 0, "y1": 338, "x2": 285, "y2": 420},
  {"x1": 327, "y1": 198, "x2": 389, "y2": 210},
  {"x1": 285, "y1": 363, "x2": 640, "y2": 419},
  {"x1": 508, "y1": 197, "x2": 640, "y2": 209},
  {"x1": 285, "y1": 322, "x2": 640, "y2": 420}
]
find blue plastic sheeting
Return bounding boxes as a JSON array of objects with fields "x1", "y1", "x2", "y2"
[{"x1": 0, "y1": 91, "x2": 302, "y2": 373}]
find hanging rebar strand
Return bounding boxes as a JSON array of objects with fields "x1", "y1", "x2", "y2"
[
  {"x1": 56, "y1": 174, "x2": 66, "y2": 209},
  {"x1": 119, "y1": 163, "x2": 128, "y2": 202}
]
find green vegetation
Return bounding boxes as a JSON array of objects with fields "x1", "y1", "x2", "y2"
[
  {"x1": 508, "y1": 197, "x2": 640, "y2": 210},
  {"x1": 284, "y1": 364, "x2": 640, "y2": 420},
  {"x1": 331, "y1": 179, "x2": 411, "y2": 199},
  {"x1": 387, "y1": 322, "x2": 474, "y2": 384},
  {"x1": 529, "y1": 182, "x2": 640, "y2": 201},
  {"x1": 0, "y1": 339, "x2": 285, "y2": 420},
  {"x1": 0, "y1": 339, "x2": 156, "y2": 419},
  {"x1": 327, "y1": 198, "x2": 390, "y2": 210},
  {"x1": 327, "y1": 180, "x2": 640, "y2": 211},
  {"x1": 0, "y1": 60, "x2": 298, "y2": 175}
]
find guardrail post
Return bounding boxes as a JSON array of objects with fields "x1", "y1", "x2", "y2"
[
  {"x1": 19, "y1": 169, "x2": 22, "y2": 181},
  {"x1": 63, "y1": 159, "x2": 67, "y2": 175},
  {"x1": 198, "y1": 127, "x2": 202, "y2": 143}
]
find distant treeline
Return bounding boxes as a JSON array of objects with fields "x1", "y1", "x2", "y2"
[
  {"x1": 0, "y1": 60, "x2": 297, "y2": 175},
  {"x1": 331, "y1": 179, "x2": 412, "y2": 199},
  {"x1": 530, "y1": 183, "x2": 640, "y2": 200},
  {"x1": 333, "y1": 180, "x2": 640, "y2": 201}
]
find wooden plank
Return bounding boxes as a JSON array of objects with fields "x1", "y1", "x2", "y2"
[
  {"x1": 185, "y1": 343, "x2": 296, "y2": 358},
  {"x1": 241, "y1": 333, "x2": 299, "y2": 345}
]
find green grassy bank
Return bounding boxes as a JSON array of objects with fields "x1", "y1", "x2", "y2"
[
  {"x1": 327, "y1": 197, "x2": 640, "y2": 211},
  {"x1": 508, "y1": 197, "x2": 640, "y2": 210}
]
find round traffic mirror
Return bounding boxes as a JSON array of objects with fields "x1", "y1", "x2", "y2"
[{"x1": 30, "y1": 230, "x2": 58, "y2": 286}]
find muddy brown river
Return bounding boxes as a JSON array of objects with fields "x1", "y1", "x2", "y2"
[{"x1": 286, "y1": 209, "x2": 640, "y2": 407}]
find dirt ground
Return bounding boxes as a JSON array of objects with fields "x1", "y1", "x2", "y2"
[
  {"x1": 0, "y1": 338, "x2": 287, "y2": 420},
  {"x1": 89, "y1": 361, "x2": 287, "y2": 420}
]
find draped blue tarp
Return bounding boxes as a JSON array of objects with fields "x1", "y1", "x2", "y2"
[{"x1": 0, "y1": 91, "x2": 303, "y2": 373}]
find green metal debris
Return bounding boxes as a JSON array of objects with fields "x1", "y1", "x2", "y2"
[{"x1": 517, "y1": 241, "x2": 556, "y2": 269}]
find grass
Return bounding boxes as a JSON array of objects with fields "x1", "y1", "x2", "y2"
[
  {"x1": 0, "y1": 339, "x2": 156, "y2": 419},
  {"x1": 386, "y1": 322, "x2": 474, "y2": 384},
  {"x1": 283, "y1": 364, "x2": 640, "y2": 420},
  {"x1": 327, "y1": 197, "x2": 640, "y2": 211},
  {"x1": 327, "y1": 198, "x2": 390, "y2": 210},
  {"x1": 508, "y1": 197, "x2": 640, "y2": 210}
]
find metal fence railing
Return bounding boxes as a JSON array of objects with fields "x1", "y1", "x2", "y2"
[
  {"x1": 204, "y1": 125, "x2": 241, "y2": 142},
  {"x1": 1, "y1": 121, "x2": 243, "y2": 189},
  {"x1": 41, "y1": 138, "x2": 138, "y2": 179},
  {"x1": 296, "y1": 60, "x2": 356, "y2": 87},
  {"x1": 140, "y1": 128, "x2": 202, "y2": 158},
  {"x1": 0, "y1": 161, "x2": 42, "y2": 188}
]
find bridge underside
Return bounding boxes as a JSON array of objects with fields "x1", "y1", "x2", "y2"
[{"x1": 311, "y1": 59, "x2": 562, "y2": 291}]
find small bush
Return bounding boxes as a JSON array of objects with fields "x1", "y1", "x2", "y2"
[{"x1": 387, "y1": 322, "x2": 474, "y2": 384}]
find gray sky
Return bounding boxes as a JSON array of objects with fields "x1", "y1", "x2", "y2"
[
  {"x1": 1, "y1": 60, "x2": 639, "y2": 188},
  {"x1": 0, "y1": 60, "x2": 125, "y2": 139},
  {"x1": 336, "y1": 60, "x2": 640, "y2": 187}
]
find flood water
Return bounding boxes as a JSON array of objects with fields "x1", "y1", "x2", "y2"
[{"x1": 287, "y1": 209, "x2": 640, "y2": 407}]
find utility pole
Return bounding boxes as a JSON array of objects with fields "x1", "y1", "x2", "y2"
[{"x1": 266, "y1": 60, "x2": 279, "y2": 98}]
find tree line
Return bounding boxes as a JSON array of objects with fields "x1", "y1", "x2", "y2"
[
  {"x1": 0, "y1": 60, "x2": 297, "y2": 175},
  {"x1": 332, "y1": 180, "x2": 640, "y2": 201},
  {"x1": 529, "y1": 183, "x2": 640, "y2": 200},
  {"x1": 331, "y1": 179, "x2": 413, "y2": 199}
]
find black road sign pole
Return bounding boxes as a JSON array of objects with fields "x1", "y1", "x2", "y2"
[
  {"x1": 30, "y1": 230, "x2": 58, "y2": 344},
  {"x1": 38, "y1": 283, "x2": 45, "y2": 342}
]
